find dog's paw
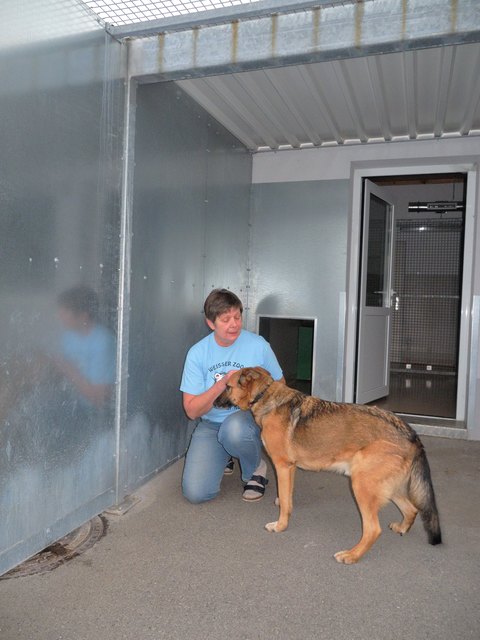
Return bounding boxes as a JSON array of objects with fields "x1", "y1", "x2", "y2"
[
  {"x1": 334, "y1": 550, "x2": 359, "y2": 565},
  {"x1": 274, "y1": 496, "x2": 280, "y2": 506},
  {"x1": 265, "y1": 520, "x2": 288, "y2": 533},
  {"x1": 389, "y1": 522, "x2": 406, "y2": 535},
  {"x1": 265, "y1": 521, "x2": 285, "y2": 533}
]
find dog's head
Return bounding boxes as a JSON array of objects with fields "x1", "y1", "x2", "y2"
[{"x1": 214, "y1": 367, "x2": 274, "y2": 411}]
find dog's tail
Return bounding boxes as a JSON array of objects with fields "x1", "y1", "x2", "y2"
[{"x1": 408, "y1": 444, "x2": 442, "y2": 545}]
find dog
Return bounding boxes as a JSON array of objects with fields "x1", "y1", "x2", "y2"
[{"x1": 215, "y1": 366, "x2": 442, "y2": 564}]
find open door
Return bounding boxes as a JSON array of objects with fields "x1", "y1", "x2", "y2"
[{"x1": 356, "y1": 180, "x2": 394, "y2": 404}]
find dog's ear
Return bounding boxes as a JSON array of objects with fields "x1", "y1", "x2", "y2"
[
  {"x1": 238, "y1": 367, "x2": 258, "y2": 388},
  {"x1": 238, "y1": 367, "x2": 270, "y2": 388},
  {"x1": 252, "y1": 366, "x2": 270, "y2": 378},
  {"x1": 237, "y1": 369, "x2": 250, "y2": 388}
]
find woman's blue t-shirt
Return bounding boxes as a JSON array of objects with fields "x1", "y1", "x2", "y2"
[
  {"x1": 180, "y1": 329, "x2": 283, "y2": 423},
  {"x1": 61, "y1": 324, "x2": 116, "y2": 386}
]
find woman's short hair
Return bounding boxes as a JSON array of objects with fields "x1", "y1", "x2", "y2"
[
  {"x1": 204, "y1": 289, "x2": 243, "y2": 323},
  {"x1": 57, "y1": 285, "x2": 99, "y2": 321}
]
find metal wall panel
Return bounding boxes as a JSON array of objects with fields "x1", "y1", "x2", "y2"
[
  {"x1": 125, "y1": 81, "x2": 251, "y2": 491},
  {"x1": 204, "y1": 118, "x2": 252, "y2": 298},
  {"x1": 0, "y1": 1, "x2": 125, "y2": 575},
  {"x1": 250, "y1": 180, "x2": 349, "y2": 400}
]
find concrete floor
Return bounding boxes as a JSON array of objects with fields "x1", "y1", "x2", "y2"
[{"x1": 0, "y1": 436, "x2": 479, "y2": 640}]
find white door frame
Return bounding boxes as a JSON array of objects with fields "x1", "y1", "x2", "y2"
[
  {"x1": 344, "y1": 162, "x2": 477, "y2": 425},
  {"x1": 356, "y1": 181, "x2": 395, "y2": 404}
]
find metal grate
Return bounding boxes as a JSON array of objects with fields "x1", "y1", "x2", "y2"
[
  {"x1": 82, "y1": 0, "x2": 263, "y2": 26},
  {"x1": 81, "y1": 0, "x2": 364, "y2": 28},
  {"x1": 390, "y1": 217, "x2": 464, "y2": 371}
]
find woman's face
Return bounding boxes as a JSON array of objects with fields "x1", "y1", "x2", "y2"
[
  {"x1": 207, "y1": 307, "x2": 243, "y2": 347},
  {"x1": 58, "y1": 306, "x2": 90, "y2": 332}
]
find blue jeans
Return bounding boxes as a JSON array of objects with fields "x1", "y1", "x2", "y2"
[{"x1": 182, "y1": 410, "x2": 262, "y2": 503}]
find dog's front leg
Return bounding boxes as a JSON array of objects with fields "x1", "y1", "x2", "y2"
[{"x1": 265, "y1": 463, "x2": 296, "y2": 533}]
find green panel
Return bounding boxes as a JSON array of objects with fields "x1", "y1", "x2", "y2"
[{"x1": 296, "y1": 326, "x2": 313, "y2": 380}]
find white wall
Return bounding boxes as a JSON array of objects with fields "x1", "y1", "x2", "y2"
[
  {"x1": 253, "y1": 137, "x2": 480, "y2": 183},
  {"x1": 250, "y1": 180, "x2": 349, "y2": 401}
]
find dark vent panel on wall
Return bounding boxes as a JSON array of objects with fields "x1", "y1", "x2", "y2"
[{"x1": 258, "y1": 316, "x2": 315, "y2": 395}]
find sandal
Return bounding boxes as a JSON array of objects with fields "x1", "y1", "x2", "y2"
[
  {"x1": 224, "y1": 457, "x2": 235, "y2": 475},
  {"x1": 242, "y1": 474, "x2": 269, "y2": 502}
]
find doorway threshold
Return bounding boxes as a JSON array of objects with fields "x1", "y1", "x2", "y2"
[{"x1": 399, "y1": 414, "x2": 467, "y2": 439}]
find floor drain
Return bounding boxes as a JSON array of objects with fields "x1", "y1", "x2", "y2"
[{"x1": 1, "y1": 515, "x2": 107, "y2": 579}]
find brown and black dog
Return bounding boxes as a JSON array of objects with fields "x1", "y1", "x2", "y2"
[{"x1": 215, "y1": 367, "x2": 442, "y2": 564}]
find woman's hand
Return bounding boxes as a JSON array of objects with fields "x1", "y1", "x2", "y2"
[{"x1": 183, "y1": 369, "x2": 237, "y2": 420}]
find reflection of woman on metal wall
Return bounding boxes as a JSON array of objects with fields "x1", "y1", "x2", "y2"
[
  {"x1": 55, "y1": 286, "x2": 116, "y2": 408},
  {"x1": 0, "y1": 285, "x2": 116, "y2": 427}
]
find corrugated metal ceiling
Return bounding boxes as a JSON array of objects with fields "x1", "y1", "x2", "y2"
[{"x1": 177, "y1": 43, "x2": 480, "y2": 152}]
